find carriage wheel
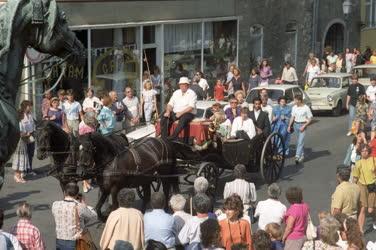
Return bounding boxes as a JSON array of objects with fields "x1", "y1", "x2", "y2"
[
  {"x1": 136, "y1": 178, "x2": 162, "y2": 199},
  {"x1": 201, "y1": 153, "x2": 225, "y2": 176},
  {"x1": 196, "y1": 162, "x2": 219, "y2": 193},
  {"x1": 260, "y1": 132, "x2": 285, "y2": 184}
]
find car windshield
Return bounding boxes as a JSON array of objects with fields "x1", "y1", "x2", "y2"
[
  {"x1": 196, "y1": 109, "x2": 205, "y2": 118},
  {"x1": 353, "y1": 68, "x2": 376, "y2": 78},
  {"x1": 247, "y1": 89, "x2": 284, "y2": 103},
  {"x1": 310, "y1": 78, "x2": 340, "y2": 88},
  {"x1": 195, "y1": 108, "x2": 214, "y2": 119}
]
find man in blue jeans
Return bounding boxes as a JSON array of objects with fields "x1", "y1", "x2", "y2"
[{"x1": 346, "y1": 75, "x2": 365, "y2": 136}]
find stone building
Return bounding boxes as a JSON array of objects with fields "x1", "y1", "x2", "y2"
[{"x1": 360, "y1": 0, "x2": 376, "y2": 50}]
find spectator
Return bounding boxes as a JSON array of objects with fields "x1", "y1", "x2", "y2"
[
  {"x1": 327, "y1": 51, "x2": 338, "y2": 65},
  {"x1": 344, "y1": 217, "x2": 365, "y2": 250},
  {"x1": 113, "y1": 240, "x2": 134, "y2": 250},
  {"x1": 179, "y1": 193, "x2": 211, "y2": 247},
  {"x1": 336, "y1": 53, "x2": 344, "y2": 73},
  {"x1": 10, "y1": 202, "x2": 45, "y2": 250},
  {"x1": 141, "y1": 80, "x2": 157, "y2": 124},
  {"x1": 226, "y1": 64, "x2": 236, "y2": 87},
  {"x1": 63, "y1": 89, "x2": 83, "y2": 137},
  {"x1": 331, "y1": 167, "x2": 360, "y2": 217},
  {"x1": 343, "y1": 137, "x2": 361, "y2": 172},
  {"x1": 145, "y1": 240, "x2": 168, "y2": 250},
  {"x1": 306, "y1": 59, "x2": 320, "y2": 84},
  {"x1": 362, "y1": 47, "x2": 372, "y2": 63},
  {"x1": 366, "y1": 77, "x2": 376, "y2": 103},
  {"x1": 281, "y1": 62, "x2": 298, "y2": 85},
  {"x1": 41, "y1": 91, "x2": 52, "y2": 119},
  {"x1": 259, "y1": 59, "x2": 272, "y2": 87},
  {"x1": 123, "y1": 87, "x2": 140, "y2": 127},
  {"x1": 45, "y1": 97, "x2": 64, "y2": 127},
  {"x1": 144, "y1": 192, "x2": 176, "y2": 249},
  {"x1": 219, "y1": 194, "x2": 253, "y2": 250},
  {"x1": 355, "y1": 95, "x2": 368, "y2": 128},
  {"x1": 249, "y1": 97, "x2": 271, "y2": 136},
  {"x1": 303, "y1": 216, "x2": 342, "y2": 249},
  {"x1": 346, "y1": 75, "x2": 365, "y2": 136},
  {"x1": 254, "y1": 183, "x2": 286, "y2": 230},
  {"x1": 225, "y1": 98, "x2": 241, "y2": 124},
  {"x1": 229, "y1": 68, "x2": 246, "y2": 93},
  {"x1": 303, "y1": 53, "x2": 320, "y2": 77},
  {"x1": 252, "y1": 230, "x2": 271, "y2": 250},
  {"x1": 100, "y1": 189, "x2": 144, "y2": 250},
  {"x1": 288, "y1": 94, "x2": 313, "y2": 164},
  {"x1": 82, "y1": 88, "x2": 101, "y2": 113},
  {"x1": 333, "y1": 213, "x2": 349, "y2": 249},
  {"x1": 191, "y1": 77, "x2": 206, "y2": 101},
  {"x1": 169, "y1": 194, "x2": 192, "y2": 234},
  {"x1": 190, "y1": 177, "x2": 215, "y2": 216},
  {"x1": 57, "y1": 89, "x2": 66, "y2": 110},
  {"x1": 235, "y1": 90, "x2": 247, "y2": 108},
  {"x1": 52, "y1": 182, "x2": 97, "y2": 250},
  {"x1": 260, "y1": 95, "x2": 272, "y2": 123},
  {"x1": 230, "y1": 108, "x2": 256, "y2": 141},
  {"x1": 265, "y1": 223, "x2": 283, "y2": 250},
  {"x1": 282, "y1": 186, "x2": 309, "y2": 250},
  {"x1": 351, "y1": 144, "x2": 376, "y2": 232},
  {"x1": 97, "y1": 95, "x2": 115, "y2": 135},
  {"x1": 370, "y1": 50, "x2": 376, "y2": 64},
  {"x1": 79, "y1": 111, "x2": 97, "y2": 136},
  {"x1": 151, "y1": 66, "x2": 162, "y2": 93},
  {"x1": 259, "y1": 89, "x2": 273, "y2": 106},
  {"x1": 272, "y1": 96, "x2": 292, "y2": 156},
  {"x1": 200, "y1": 219, "x2": 224, "y2": 250},
  {"x1": 0, "y1": 208, "x2": 22, "y2": 250},
  {"x1": 196, "y1": 71, "x2": 210, "y2": 97},
  {"x1": 345, "y1": 48, "x2": 354, "y2": 73},
  {"x1": 214, "y1": 79, "x2": 226, "y2": 101},
  {"x1": 248, "y1": 68, "x2": 261, "y2": 92},
  {"x1": 12, "y1": 100, "x2": 36, "y2": 183},
  {"x1": 109, "y1": 90, "x2": 127, "y2": 131},
  {"x1": 320, "y1": 58, "x2": 328, "y2": 74},
  {"x1": 224, "y1": 164, "x2": 257, "y2": 221}
]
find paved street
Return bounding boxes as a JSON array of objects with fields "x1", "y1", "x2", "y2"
[{"x1": 0, "y1": 114, "x2": 375, "y2": 249}]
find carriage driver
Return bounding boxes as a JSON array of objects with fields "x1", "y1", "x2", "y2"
[{"x1": 161, "y1": 77, "x2": 197, "y2": 140}]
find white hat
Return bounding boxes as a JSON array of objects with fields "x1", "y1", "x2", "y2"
[{"x1": 178, "y1": 77, "x2": 190, "y2": 85}]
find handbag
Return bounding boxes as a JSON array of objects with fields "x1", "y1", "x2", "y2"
[
  {"x1": 306, "y1": 213, "x2": 317, "y2": 241},
  {"x1": 75, "y1": 205, "x2": 97, "y2": 250}
]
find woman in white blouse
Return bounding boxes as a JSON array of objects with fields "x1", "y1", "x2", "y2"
[
  {"x1": 82, "y1": 88, "x2": 101, "y2": 113},
  {"x1": 230, "y1": 107, "x2": 256, "y2": 141}
]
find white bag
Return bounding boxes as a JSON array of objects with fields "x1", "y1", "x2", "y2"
[{"x1": 306, "y1": 213, "x2": 317, "y2": 240}]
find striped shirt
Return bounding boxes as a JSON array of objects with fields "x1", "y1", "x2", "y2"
[{"x1": 223, "y1": 179, "x2": 257, "y2": 205}]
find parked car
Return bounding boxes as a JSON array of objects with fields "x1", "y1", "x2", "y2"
[
  {"x1": 195, "y1": 100, "x2": 227, "y2": 119},
  {"x1": 352, "y1": 64, "x2": 376, "y2": 86},
  {"x1": 246, "y1": 84, "x2": 312, "y2": 108},
  {"x1": 305, "y1": 73, "x2": 351, "y2": 116}
]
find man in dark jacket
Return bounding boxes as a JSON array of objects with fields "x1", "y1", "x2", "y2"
[{"x1": 248, "y1": 97, "x2": 271, "y2": 136}]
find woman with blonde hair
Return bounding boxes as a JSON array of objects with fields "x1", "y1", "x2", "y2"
[{"x1": 141, "y1": 79, "x2": 157, "y2": 124}]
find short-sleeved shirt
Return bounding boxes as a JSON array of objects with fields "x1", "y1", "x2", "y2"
[
  {"x1": 122, "y1": 96, "x2": 139, "y2": 118},
  {"x1": 331, "y1": 181, "x2": 360, "y2": 217},
  {"x1": 352, "y1": 157, "x2": 376, "y2": 185},
  {"x1": 284, "y1": 203, "x2": 309, "y2": 240},
  {"x1": 142, "y1": 89, "x2": 157, "y2": 104},
  {"x1": 366, "y1": 85, "x2": 376, "y2": 102},
  {"x1": 370, "y1": 55, "x2": 376, "y2": 64},
  {"x1": 291, "y1": 105, "x2": 313, "y2": 123},
  {"x1": 63, "y1": 101, "x2": 82, "y2": 121},
  {"x1": 20, "y1": 113, "x2": 35, "y2": 133},
  {"x1": 168, "y1": 89, "x2": 197, "y2": 114},
  {"x1": 97, "y1": 106, "x2": 115, "y2": 135},
  {"x1": 347, "y1": 83, "x2": 365, "y2": 107}
]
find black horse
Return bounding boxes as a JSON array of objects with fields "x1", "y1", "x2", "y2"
[{"x1": 78, "y1": 133, "x2": 179, "y2": 220}]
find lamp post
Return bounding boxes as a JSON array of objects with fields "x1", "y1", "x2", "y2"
[{"x1": 343, "y1": 0, "x2": 353, "y2": 48}]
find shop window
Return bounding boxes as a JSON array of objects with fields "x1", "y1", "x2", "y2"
[
  {"x1": 203, "y1": 20, "x2": 238, "y2": 93},
  {"x1": 143, "y1": 26, "x2": 156, "y2": 44},
  {"x1": 285, "y1": 22, "x2": 298, "y2": 67},
  {"x1": 365, "y1": 0, "x2": 376, "y2": 27},
  {"x1": 250, "y1": 24, "x2": 263, "y2": 67}
]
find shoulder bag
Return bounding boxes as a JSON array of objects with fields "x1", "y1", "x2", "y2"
[
  {"x1": 75, "y1": 204, "x2": 97, "y2": 250},
  {"x1": 306, "y1": 212, "x2": 317, "y2": 241}
]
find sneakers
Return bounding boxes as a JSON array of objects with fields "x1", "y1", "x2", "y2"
[
  {"x1": 295, "y1": 157, "x2": 299, "y2": 165},
  {"x1": 295, "y1": 156, "x2": 304, "y2": 164},
  {"x1": 28, "y1": 171, "x2": 37, "y2": 176},
  {"x1": 346, "y1": 131, "x2": 352, "y2": 136},
  {"x1": 299, "y1": 156, "x2": 305, "y2": 163}
]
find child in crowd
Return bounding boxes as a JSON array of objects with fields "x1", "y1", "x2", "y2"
[
  {"x1": 316, "y1": 211, "x2": 330, "y2": 240},
  {"x1": 274, "y1": 75, "x2": 283, "y2": 85},
  {"x1": 265, "y1": 223, "x2": 284, "y2": 250},
  {"x1": 214, "y1": 79, "x2": 225, "y2": 101},
  {"x1": 141, "y1": 80, "x2": 157, "y2": 124}
]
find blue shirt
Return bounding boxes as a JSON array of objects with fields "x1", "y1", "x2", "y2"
[
  {"x1": 144, "y1": 209, "x2": 176, "y2": 248},
  {"x1": 97, "y1": 106, "x2": 115, "y2": 135},
  {"x1": 63, "y1": 101, "x2": 82, "y2": 120},
  {"x1": 271, "y1": 240, "x2": 284, "y2": 250}
]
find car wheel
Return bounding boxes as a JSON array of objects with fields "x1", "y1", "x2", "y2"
[{"x1": 332, "y1": 100, "x2": 342, "y2": 116}]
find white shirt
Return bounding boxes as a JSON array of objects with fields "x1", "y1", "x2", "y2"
[
  {"x1": 82, "y1": 96, "x2": 101, "y2": 112},
  {"x1": 307, "y1": 65, "x2": 320, "y2": 82},
  {"x1": 366, "y1": 85, "x2": 376, "y2": 102},
  {"x1": 223, "y1": 179, "x2": 257, "y2": 205},
  {"x1": 0, "y1": 230, "x2": 22, "y2": 250},
  {"x1": 281, "y1": 67, "x2": 298, "y2": 82},
  {"x1": 173, "y1": 211, "x2": 192, "y2": 234},
  {"x1": 254, "y1": 110, "x2": 261, "y2": 120},
  {"x1": 262, "y1": 105, "x2": 273, "y2": 123},
  {"x1": 20, "y1": 113, "x2": 35, "y2": 133},
  {"x1": 63, "y1": 101, "x2": 82, "y2": 121},
  {"x1": 122, "y1": 96, "x2": 139, "y2": 118},
  {"x1": 168, "y1": 89, "x2": 197, "y2": 114},
  {"x1": 198, "y1": 78, "x2": 209, "y2": 91},
  {"x1": 327, "y1": 54, "x2": 338, "y2": 65},
  {"x1": 142, "y1": 89, "x2": 157, "y2": 104},
  {"x1": 254, "y1": 199, "x2": 287, "y2": 230},
  {"x1": 230, "y1": 117, "x2": 256, "y2": 139},
  {"x1": 292, "y1": 104, "x2": 313, "y2": 123},
  {"x1": 178, "y1": 216, "x2": 208, "y2": 245}
]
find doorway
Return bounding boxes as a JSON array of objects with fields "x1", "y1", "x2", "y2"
[{"x1": 324, "y1": 23, "x2": 344, "y2": 54}]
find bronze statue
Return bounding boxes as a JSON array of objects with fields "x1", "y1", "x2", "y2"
[{"x1": 0, "y1": 0, "x2": 84, "y2": 174}]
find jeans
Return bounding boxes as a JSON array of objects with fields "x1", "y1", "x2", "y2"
[
  {"x1": 26, "y1": 142, "x2": 35, "y2": 171},
  {"x1": 56, "y1": 239, "x2": 76, "y2": 250},
  {"x1": 348, "y1": 104, "x2": 356, "y2": 131},
  {"x1": 294, "y1": 123, "x2": 306, "y2": 158}
]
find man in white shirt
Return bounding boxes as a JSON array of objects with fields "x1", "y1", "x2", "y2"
[
  {"x1": 261, "y1": 95, "x2": 273, "y2": 123},
  {"x1": 366, "y1": 77, "x2": 376, "y2": 102},
  {"x1": 254, "y1": 183, "x2": 286, "y2": 230},
  {"x1": 231, "y1": 107, "x2": 256, "y2": 140},
  {"x1": 161, "y1": 77, "x2": 197, "y2": 140},
  {"x1": 281, "y1": 62, "x2": 298, "y2": 84},
  {"x1": 327, "y1": 51, "x2": 338, "y2": 65}
]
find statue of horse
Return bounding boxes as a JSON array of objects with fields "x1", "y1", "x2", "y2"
[
  {"x1": 78, "y1": 133, "x2": 179, "y2": 221},
  {"x1": 0, "y1": 0, "x2": 84, "y2": 169}
]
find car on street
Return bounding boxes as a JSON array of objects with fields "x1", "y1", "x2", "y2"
[
  {"x1": 246, "y1": 84, "x2": 312, "y2": 108},
  {"x1": 195, "y1": 100, "x2": 227, "y2": 119},
  {"x1": 352, "y1": 64, "x2": 376, "y2": 86},
  {"x1": 305, "y1": 73, "x2": 351, "y2": 116}
]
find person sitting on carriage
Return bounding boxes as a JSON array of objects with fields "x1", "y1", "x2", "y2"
[
  {"x1": 224, "y1": 97, "x2": 241, "y2": 124},
  {"x1": 161, "y1": 77, "x2": 197, "y2": 140},
  {"x1": 248, "y1": 97, "x2": 271, "y2": 136},
  {"x1": 209, "y1": 103, "x2": 226, "y2": 134},
  {"x1": 230, "y1": 107, "x2": 256, "y2": 141}
]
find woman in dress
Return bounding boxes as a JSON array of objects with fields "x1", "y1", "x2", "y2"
[
  {"x1": 272, "y1": 96, "x2": 292, "y2": 156},
  {"x1": 229, "y1": 67, "x2": 246, "y2": 93},
  {"x1": 45, "y1": 97, "x2": 64, "y2": 127},
  {"x1": 307, "y1": 59, "x2": 320, "y2": 83},
  {"x1": 282, "y1": 186, "x2": 309, "y2": 250},
  {"x1": 259, "y1": 59, "x2": 273, "y2": 86},
  {"x1": 248, "y1": 68, "x2": 261, "y2": 93},
  {"x1": 345, "y1": 48, "x2": 354, "y2": 73},
  {"x1": 141, "y1": 80, "x2": 157, "y2": 124},
  {"x1": 219, "y1": 194, "x2": 253, "y2": 250},
  {"x1": 12, "y1": 100, "x2": 36, "y2": 183}
]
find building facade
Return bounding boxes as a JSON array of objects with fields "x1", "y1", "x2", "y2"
[
  {"x1": 360, "y1": 0, "x2": 376, "y2": 50},
  {"x1": 15, "y1": 0, "x2": 360, "y2": 116}
]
